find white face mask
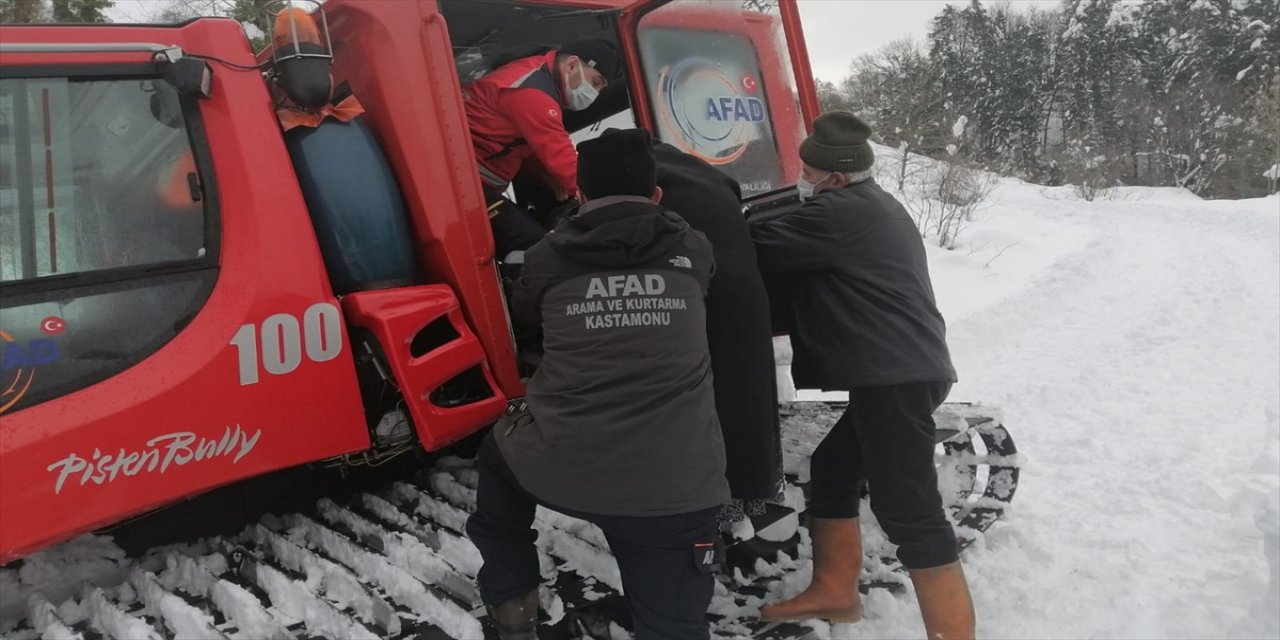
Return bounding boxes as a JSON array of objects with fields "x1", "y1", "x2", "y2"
[
  {"x1": 565, "y1": 64, "x2": 600, "y2": 111},
  {"x1": 797, "y1": 172, "x2": 832, "y2": 200}
]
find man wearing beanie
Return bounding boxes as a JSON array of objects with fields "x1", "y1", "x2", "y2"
[
  {"x1": 463, "y1": 37, "x2": 623, "y2": 260},
  {"x1": 466, "y1": 128, "x2": 730, "y2": 640},
  {"x1": 750, "y1": 111, "x2": 974, "y2": 639}
]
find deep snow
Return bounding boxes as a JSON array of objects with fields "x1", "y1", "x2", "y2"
[
  {"x1": 938, "y1": 187, "x2": 1279, "y2": 640},
  {"x1": 785, "y1": 152, "x2": 1280, "y2": 638}
]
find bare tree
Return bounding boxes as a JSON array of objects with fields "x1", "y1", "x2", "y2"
[
  {"x1": 814, "y1": 79, "x2": 856, "y2": 113},
  {"x1": 845, "y1": 38, "x2": 947, "y2": 192},
  {"x1": 904, "y1": 157, "x2": 998, "y2": 249},
  {"x1": 1061, "y1": 138, "x2": 1126, "y2": 201},
  {"x1": 148, "y1": 0, "x2": 271, "y2": 48},
  {"x1": 935, "y1": 159, "x2": 997, "y2": 248}
]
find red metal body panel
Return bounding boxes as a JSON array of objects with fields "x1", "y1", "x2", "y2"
[
  {"x1": 778, "y1": 0, "x2": 820, "y2": 132},
  {"x1": 0, "y1": 0, "x2": 823, "y2": 564},
  {"x1": 0, "y1": 19, "x2": 369, "y2": 563},
  {"x1": 321, "y1": 0, "x2": 522, "y2": 405},
  {"x1": 342, "y1": 286, "x2": 507, "y2": 450},
  {"x1": 617, "y1": 3, "x2": 656, "y2": 134}
]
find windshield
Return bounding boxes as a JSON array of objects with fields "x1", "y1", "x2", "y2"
[
  {"x1": 637, "y1": 0, "x2": 807, "y2": 198},
  {"x1": 0, "y1": 77, "x2": 207, "y2": 283}
]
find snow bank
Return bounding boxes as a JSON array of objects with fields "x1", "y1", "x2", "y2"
[
  {"x1": 1250, "y1": 486, "x2": 1280, "y2": 637},
  {"x1": 1234, "y1": 408, "x2": 1280, "y2": 637},
  {"x1": 781, "y1": 159, "x2": 1280, "y2": 638}
]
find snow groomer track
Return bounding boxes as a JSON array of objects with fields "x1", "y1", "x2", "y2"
[{"x1": 0, "y1": 402, "x2": 1018, "y2": 640}]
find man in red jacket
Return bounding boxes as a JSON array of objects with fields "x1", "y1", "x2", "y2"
[{"x1": 463, "y1": 38, "x2": 623, "y2": 261}]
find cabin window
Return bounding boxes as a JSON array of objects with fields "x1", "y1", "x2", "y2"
[
  {"x1": 638, "y1": 0, "x2": 808, "y2": 199},
  {"x1": 0, "y1": 77, "x2": 209, "y2": 282},
  {"x1": 0, "y1": 72, "x2": 218, "y2": 415}
]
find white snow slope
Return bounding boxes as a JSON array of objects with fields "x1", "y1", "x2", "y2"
[{"x1": 791, "y1": 165, "x2": 1280, "y2": 638}]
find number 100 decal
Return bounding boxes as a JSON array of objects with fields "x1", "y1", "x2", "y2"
[{"x1": 230, "y1": 302, "x2": 343, "y2": 385}]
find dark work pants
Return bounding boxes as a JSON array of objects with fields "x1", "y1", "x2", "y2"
[
  {"x1": 807, "y1": 381, "x2": 959, "y2": 570},
  {"x1": 465, "y1": 432, "x2": 720, "y2": 640},
  {"x1": 484, "y1": 184, "x2": 548, "y2": 258}
]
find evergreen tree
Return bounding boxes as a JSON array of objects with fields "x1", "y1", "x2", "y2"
[
  {"x1": 982, "y1": 6, "x2": 1057, "y2": 174},
  {"x1": 1126, "y1": 0, "x2": 1278, "y2": 196},
  {"x1": 1231, "y1": 0, "x2": 1280, "y2": 195},
  {"x1": 1056, "y1": 0, "x2": 1130, "y2": 157},
  {"x1": 929, "y1": 2, "x2": 997, "y2": 160}
]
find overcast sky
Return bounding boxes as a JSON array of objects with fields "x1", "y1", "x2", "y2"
[
  {"x1": 798, "y1": 0, "x2": 1054, "y2": 81},
  {"x1": 108, "y1": 0, "x2": 1053, "y2": 82}
]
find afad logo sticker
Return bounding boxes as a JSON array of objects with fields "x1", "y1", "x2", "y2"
[
  {"x1": 0, "y1": 318, "x2": 65, "y2": 414},
  {"x1": 657, "y1": 58, "x2": 767, "y2": 166}
]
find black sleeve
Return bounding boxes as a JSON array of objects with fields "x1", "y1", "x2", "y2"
[
  {"x1": 750, "y1": 198, "x2": 857, "y2": 274},
  {"x1": 510, "y1": 242, "x2": 554, "y2": 340},
  {"x1": 686, "y1": 229, "x2": 716, "y2": 297}
]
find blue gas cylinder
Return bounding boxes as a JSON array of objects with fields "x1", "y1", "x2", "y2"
[{"x1": 284, "y1": 116, "x2": 418, "y2": 294}]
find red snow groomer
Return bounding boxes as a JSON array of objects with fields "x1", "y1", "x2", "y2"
[{"x1": 0, "y1": 1, "x2": 1017, "y2": 637}]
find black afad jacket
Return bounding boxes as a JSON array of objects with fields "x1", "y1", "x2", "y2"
[
  {"x1": 497, "y1": 195, "x2": 731, "y2": 516},
  {"x1": 751, "y1": 179, "x2": 957, "y2": 390}
]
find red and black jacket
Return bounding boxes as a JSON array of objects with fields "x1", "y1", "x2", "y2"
[{"x1": 463, "y1": 51, "x2": 578, "y2": 193}]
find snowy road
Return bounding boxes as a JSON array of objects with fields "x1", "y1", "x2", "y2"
[{"x1": 836, "y1": 188, "x2": 1280, "y2": 639}]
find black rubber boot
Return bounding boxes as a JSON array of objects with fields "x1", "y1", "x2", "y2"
[{"x1": 486, "y1": 590, "x2": 539, "y2": 640}]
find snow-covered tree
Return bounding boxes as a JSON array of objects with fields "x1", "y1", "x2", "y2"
[
  {"x1": 1055, "y1": 0, "x2": 1134, "y2": 183},
  {"x1": 843, "y1": 38, "x2": 947, "y2": 190},
  {"x1": 0, "y1": 0, "x2": 113, "y2": 23},
  {"x1": 984, "y1": 7, "x2": 1059, "y2": 175},
  {"x1": 814, "y1": 79, "x2": 857, "y2": 115},
  {"x1": 813, "y1": 0, "x2": 1276, "y2": 196},
  {"x1": 1251, "y1": 78, "x2": 1280, "y2": 194},
  {"x1": 929, "y1": 2, "x2": 998, "y2": 159},
  {"x1": 1123, "y1": 0, "x2": 1279, "y2": 196}
]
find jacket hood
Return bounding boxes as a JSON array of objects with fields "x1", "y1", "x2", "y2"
[{"x1": 548, "y1": 195, "x2": 689, "y2": 268}]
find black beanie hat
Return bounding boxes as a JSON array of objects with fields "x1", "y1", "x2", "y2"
[
  {"x1": 799, "y1": 111, "x2": 875, "y2": 173},
  {"x1": 558, "y1": 38, "x2": 624, "y2": 83},
  {"x1": 577, "y1": 128, "x2": 657, "y2": 199}
]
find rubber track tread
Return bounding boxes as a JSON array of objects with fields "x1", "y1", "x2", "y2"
[{"x1": 0, "y1": 402, "x2": 1017, "y2": 640}]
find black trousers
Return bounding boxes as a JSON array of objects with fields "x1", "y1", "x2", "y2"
[
  {"x1": 484, "y1": 184, "x2": 548, "y2": 258},
  {"x1": 465, "y1": 432, "x2": 721, "y2": 640},
  {"x1": 807, "y1": 381, "x2": 959, "y2": 570}
]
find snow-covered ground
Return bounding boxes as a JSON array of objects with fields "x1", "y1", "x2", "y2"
[
  {"x1": 787, "y1": 154, "x2": 1280, "y2": 638},
  {"x1": 2, "y1": 153, "x2": 1276, "y2": 640}
]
